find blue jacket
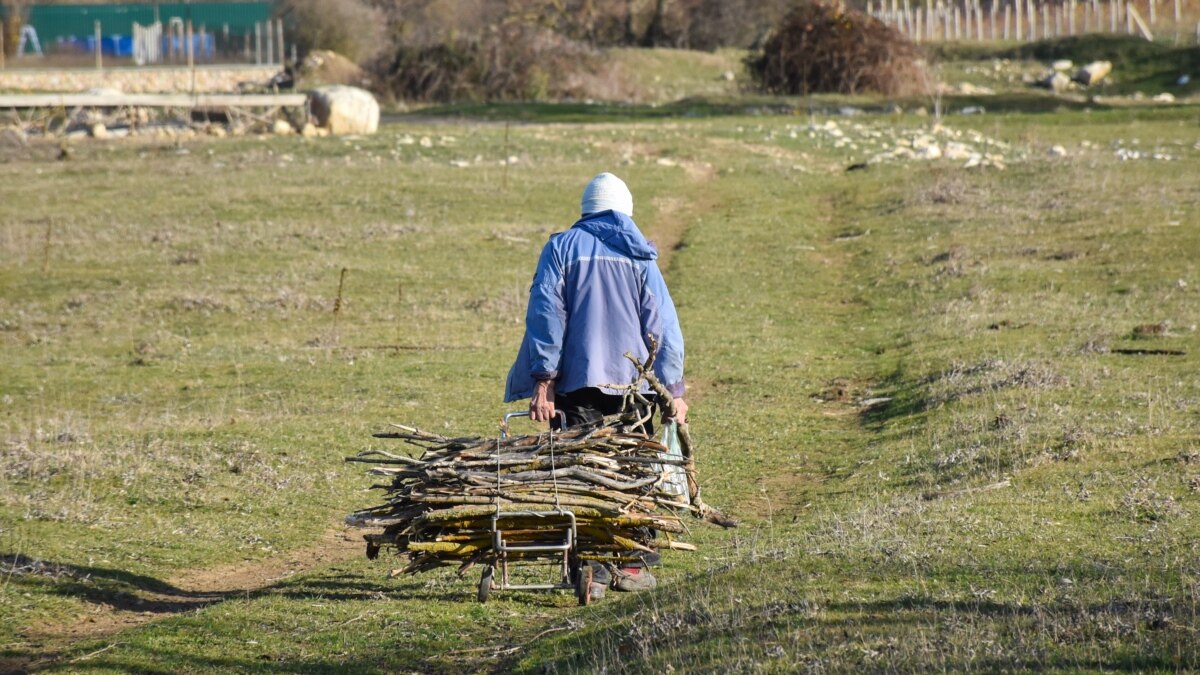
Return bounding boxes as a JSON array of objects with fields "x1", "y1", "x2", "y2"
[{"x1": 505, "y1": 210, "x2": 686, "y2": 402}]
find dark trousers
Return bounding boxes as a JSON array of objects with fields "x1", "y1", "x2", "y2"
[{"x1": 553, "y1": 387, "x2": 656, "y2": 436}]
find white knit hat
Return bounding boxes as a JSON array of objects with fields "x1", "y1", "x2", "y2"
[{"x1": 581, "y1": 172, "x2": 633, "y2": 217}]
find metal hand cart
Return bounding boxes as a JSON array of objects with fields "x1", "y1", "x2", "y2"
[{"x1": 477, "y1": 411, "x2": 593, "y2": 606}]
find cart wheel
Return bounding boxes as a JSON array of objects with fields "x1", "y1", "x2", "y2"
[
  {"x1": 575, "y1": 565, "x2": 593, "y2": 607},
  {"x1": 478, "y1": 565, "x2": 494, "y2": 603},
  {"x1": 365, "y1": 542, "x2": 380, "y2": 560}
]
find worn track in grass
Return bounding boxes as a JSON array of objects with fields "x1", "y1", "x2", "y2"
[{"x1": 3, "y1": 526, "x2": 362, "y2": 673}]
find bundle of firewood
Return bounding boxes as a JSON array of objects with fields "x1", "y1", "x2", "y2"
[{"x1": 345, "y1": 355, "x2": 735, "y2": 578}]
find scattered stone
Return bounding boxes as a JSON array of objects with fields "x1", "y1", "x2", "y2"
[
  {"x1": 655, "y1": 157, "x2": 678, "y2": 167},
  {"x1": 913, "y1": 106, "x2": 928, "y2": 117},
  {"x1": 419, "y1": 136, "x2": 433, "y2": 148},
  {"x1": 1041, "y1": 71, "x2": 1072, "y2": 93},
  {"x1": 883, "y1": 102, "x2": 903, "y2": 114},
  {"x1": 308, "y1": 85, "x2": 380, "y2": 135},
  {"x1": 961, "y1": 106, "x2": 985, "y2": 115},
  {"x1": 720, "y1": 70, "x2": 735, "y2": 81},
  {"x1": 272, "y1": 119, "x2": 294, "y2": 136},
  {"x1": 944, "y1": 142, "x2": 972, "y2": 160},
  {"x1": 1049, "y1": 144, "x2": 1068, "y2": 157},
  {"x1": 958, "y1": 82, "x2": 994, "y2": 95},
  {"x1": 1073, "y1": 61, "x2": 1112, "y2": 86},
  {"x1": 1152, "y1": 92, "x2": 1175, "y2": 103},
  {"x1": 206, "y1": 125, "x2": 227, "y2": 138},
  {"x1": 90, "y1": 123, "x2": 109, "y2": 139},
  {"x1": 1052, "y1": 59, "x2": 1074, "y2": 71},
  {"x1": 917, "y1": 144, "x2": 943, "y2": 160},
  {"x1": 449, "y1": 159, "x2": 471, "y2": 168},
  {"x1": 839, "y1": 106, "x2": 863, "y2": 116}
]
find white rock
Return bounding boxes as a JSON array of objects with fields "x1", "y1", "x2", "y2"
[
  {"x1": 720, "y1": 70, "x2": 735, "y2": 81},
  {"x1": 961, "y1": 106, "x2": 985, "y2": 115},
  {"x1": 917, "y1": 144, "x2": 942, "y2": 160},
  {"x1": 1052, "y1": 59, "x2": 1073, "y2": 71},
  {"x1": 944, "y1": 142, "x2": 972, "y2": 160},
  {"x1": 91, "y1": 123, "x2": 110, "y2": 139},
  {"x1": 307, "y1": 85, "x2": 380, "y2": 136},
  {"x1": 301, "y1": 123, "x2": 320, "y2": 138},
  {"x1": 449, "y1": 159, "x2": 471, "y2": 168},
  {"x1": 419, "y1": 136, "x2": 433, "y2": 148},
  {"x1": 1042, "y1": 71, "x2": 1072, "y2": 93},
  {"x1": 1073, "y1": 61, "x2": 1112, "y2": 86},
  {"x1": 655, "y1": 157, "x2": 678, "y2": 167},
  {"x1": 1049, "y1": 144, "x2": 1067, "y2": 157},
  {"x1": 1152, "y1": 92, "x2": 1175, "y2": 102},
  {"x1": 272, "y1": 119, "x2": 294, "y2": 135}
]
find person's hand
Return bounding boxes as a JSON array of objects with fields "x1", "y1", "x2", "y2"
[
  {"x1": 664, "y1": 397, "x2": 688, "y2": 425},
  {"x1": 530, "y1": 380, "x2": 556, "y2": 422}
]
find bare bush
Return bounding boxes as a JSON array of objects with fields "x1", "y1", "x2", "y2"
[
  {"x1": 282, "y1": 0, "x2": 387, "y2": 64},
  {"x1": 370, "y1": 24, "x2": 624, "y2": 102},
  {"x1": 746, "y1": 1, "x2": 928, "y2": 96}
]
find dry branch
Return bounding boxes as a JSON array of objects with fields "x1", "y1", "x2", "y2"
[{"x1": 345, "y1": 367, "x2": 731, "y2": 575}]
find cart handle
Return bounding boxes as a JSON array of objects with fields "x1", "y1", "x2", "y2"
[{"x1": 500, "y1": 410, "x2": 566, "y2": 438}]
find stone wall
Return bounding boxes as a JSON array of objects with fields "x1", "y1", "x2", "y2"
[{"x1": 0, "y1": 65, "x2": 281, "y2": 93}]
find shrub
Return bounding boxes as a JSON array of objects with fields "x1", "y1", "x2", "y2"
[
  {"x1": 370, "y1": 24, "x2": 626, "y2": 102},
  {"x1": 746, "y1": 1, "x2": 928, "y2": 96},
  {"x1": 281, "y1": 0, "x2": 387, "y2": 64}
]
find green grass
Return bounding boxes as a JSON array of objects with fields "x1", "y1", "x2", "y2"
[{"x1": 2, "y1": 76, "x2": 1200, "y2": 672}]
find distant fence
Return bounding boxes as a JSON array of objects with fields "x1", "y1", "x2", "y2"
[
  {"x1": 868, "y1": 0, "x2": 1200, "y2": 43},
  {"x1": 1, "y1": 2, "x2": 289, "y2": 65}
]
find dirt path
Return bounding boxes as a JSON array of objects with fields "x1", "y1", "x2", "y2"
[{"x1": 4, "y1": 525, "x2": 363, "y2": 673}]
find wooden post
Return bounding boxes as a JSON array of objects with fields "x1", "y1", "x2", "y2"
[
  {"x1": 1043, "y1": 2, "x2": 1051, "y2": 36},
  {"x1": 255, "y1": 22, "x2": 261, "y2": 65},
  {"x1": 1174, "y1": 0, "x2": 1181, "y2": 43},
  {"x1": 977, "y1": 1, "x2": 985, "y2": 40},
  {"x1": 1004, "y1": 4, "x2": 1012, "y2": 38},
  {"x1": 265, "y1": 19, "x2": 274, "y2": 66},
  {"x1": 187, "y1": 20, "x2": 195, "y2": 93},
  {"x1": 1, "y1": 22, "x2": 5, "y2": 70},
  {"x1": 1111, "y1": 0, "x2": 1118, "y2": 31},
  {"x1": 916, "y1": 8, "x2": 924, "y2": 40},
  {"x1": 1070, "y1": 0, "x2": 1077, "y2": 34},
  {"x1": 276, "y1": 19, "x2": 285, "y2": 65},
  {"x1": 1015, "y1": 0, "x2": 1023, "y2": 40},
  {"x1": 1149, "y1": 0, "x2": 1156, "y2": 26},
  {"x1": 95, "y1": 20, "x2": 103, "y2": 70}
]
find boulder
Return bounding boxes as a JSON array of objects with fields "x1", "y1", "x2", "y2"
[
  {"x1": 1041, "y1": 71, "x2": 1072, "y2": 93},
  {"x1": 1152, "y1": 92, "x2": 1175, "y2": 102},
  {"x1": 308, "y1": 86, "x2": 379, "y2": 136},
  {"x1": 1051, "y1": 59, "x2": 1073, "y2": 71},
  {"x1": 273, "y1": 119, "x2": 295, "y2": 136},
  {"x1": 1072, "y1": 61, "x2": 1112, "y2": 86},
  {"x1": 90, "y1": 123, "x2": 110, "y2": 140},
  {"x1": 1049, "y1": 144, "x2": 1068, "y2": 157}
]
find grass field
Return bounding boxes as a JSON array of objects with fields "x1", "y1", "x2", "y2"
[{"x1": 2, "y1": 43, "x2": 1200, "y2": 673}]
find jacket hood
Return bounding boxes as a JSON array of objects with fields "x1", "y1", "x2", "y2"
[{"x1": 573, "y1": 210, "x2": 658, "y2": 261}]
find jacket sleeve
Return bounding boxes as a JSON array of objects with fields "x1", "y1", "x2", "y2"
[
  {"x1": 524, "y1": 240, "x2": 567, "y2": 381},
  {"x1": 640, "y1": 262, "x2": 686, "y2": 397}
]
